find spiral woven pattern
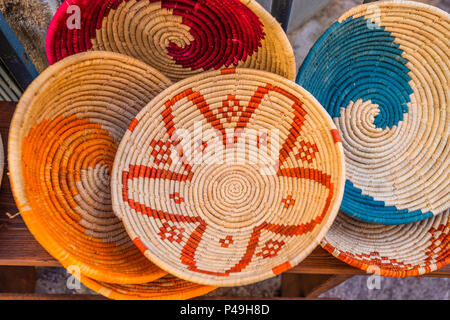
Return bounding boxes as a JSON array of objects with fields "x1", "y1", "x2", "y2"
[
  {"x1": 80, "y1": 274, "x2": 216, "y2": 300},
  {"x1": 46, "y1": 0, "x2": 296, "y2": 82},
  {"x1": 297, "y1": 1, "x2": 449, "y2": 224},
  {"x1": 8, "y1": 52, "x2": 172, "y2": 284},
  {"x1": 112, "y1": 68, "x2": 345, "y2": 286},
  {"x1": 322, "y1": 209, "x2": 449, "y2": 277}
]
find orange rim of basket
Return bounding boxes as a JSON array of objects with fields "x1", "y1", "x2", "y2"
[{"x1": 79, "y1": 274, "x2": 217, "y2": 300}]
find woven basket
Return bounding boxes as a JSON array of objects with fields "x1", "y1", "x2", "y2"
[
  {"x1": 0, "y1": 134, "x2": 3, "y2": 188},
  {"x1": 322, "y1": 209, "x2": 449, "y2": 277},
  {"x1": 111, "y1": 68, "x2": 346, "y2": 286},
  {"x1": 79, "y1": 274, "x2": 216, "y2": 300},
  {"x1": 296, "y1": 1, "x2": 450, "y2": 225},
  {"x1": 8, "y1": 51, "x2": 172, "y2": 284},
  {"x1": 46, "y1": 0, "x2": 296, "y2": 82}
]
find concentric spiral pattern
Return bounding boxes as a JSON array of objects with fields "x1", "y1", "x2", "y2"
[
  {"x1": 80, "y1": 274, "x2": 216, "y2": 300},
  {"x1": 322, "y1": 210, "x2": 449, "y2": 277},
  {"x1": 297, "y1": 1, "x2": 450, "y2": 224},
  {"x1": 112, "y1": 68, "x2": 345, "y2": 286},
  {"x1": 9, "y1": 52, "x2": 172, "y2": 284},
  {"x1": 46, "y1": 0, "x2": 296, "y2": 82}
]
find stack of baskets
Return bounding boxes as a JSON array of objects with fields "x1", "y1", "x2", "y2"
[
  {"x1": 5, "y1": 0, "x2": 449, "y2": 299},
  {"x1": 297, "y1": 1, "x2": 449, "y2": 277}
]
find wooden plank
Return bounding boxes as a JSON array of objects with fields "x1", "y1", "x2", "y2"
[
  {"x1": 281, "y1": 273, "x2": 352, "y2": 298},
  {"x1": 0, "y1": 267, "x2": 36, "y2": 293},
  {"x1": 0, "y1": 102, "x2": 58, "y2": 266}
]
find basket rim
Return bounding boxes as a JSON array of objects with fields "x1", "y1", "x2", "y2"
[
  {"x1": 321, "y1": 210, "x2": 450, "y2": 278},
  {"x1": 8, "y1": 51, "x2": 172, "y2": 284},
  {"x1": 78, "y1": 274, "x2": 217, "y2": 300}
]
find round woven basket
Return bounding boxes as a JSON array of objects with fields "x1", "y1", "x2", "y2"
[
  {"x1": 46, "y1": 0, "x2": 296, "y2": 82},
  {"x1": 0, "y1": 134, "x2": 3, "y2": 188},
  {"x1": 322, "y1": 209, "x2": 449, "y2": 277},
  {"x1": 111, "y1": 67, "x2": 346, "y2": 286},
  {"x1": 8, "y1": 51, "x2": 172, "y2": 284},
  {"x1": 296, "y1": 1, "x2": 449, "y2": 225},
  {"x1": 79, "y1": 274, "x2": 216, "y2": 300}
]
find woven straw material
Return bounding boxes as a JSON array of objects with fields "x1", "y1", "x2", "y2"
[
  {"x1": 322, "y1": 209, "x2": 449, "y2": 277},
  {"x1": 296, "y1": 1, "x2": 450, "y2": 225},
  {"x1": 8, "y1": 51, "x2": 172, "y2": 284},
  {"x1": 46, "y1": 0, "x2": 296, "y2": 82},
  {"x1": 111, "y1": 68, "x2": 346, "y2": 286},
  {"x1": 80, "y1": 274, "x2": 216, "y2": 300},
  {"x1": 0, "y1": 134, "x2": 3, "y2": 188}
]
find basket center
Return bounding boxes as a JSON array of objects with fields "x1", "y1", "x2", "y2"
[{"x1": 190, "y1": 163, "x2": 272, "y2": 231}]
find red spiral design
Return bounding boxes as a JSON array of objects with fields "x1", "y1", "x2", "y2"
[{"x1": 46, "y1": 0, "x2": 265, "y2": 71}]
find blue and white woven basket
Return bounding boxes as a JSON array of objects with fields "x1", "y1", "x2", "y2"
[{"x1": 297, "y1": 1, "x2": 449, "y2": 225}]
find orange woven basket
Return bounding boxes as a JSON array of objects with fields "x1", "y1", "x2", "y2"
[
  {"x1": 79, "y1": 274, "x2": 216, "y2": 300},
  {"x1": 8, "y1": 51, "x2": 172, "y2": 284}
]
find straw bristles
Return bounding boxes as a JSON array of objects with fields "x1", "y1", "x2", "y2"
[
  {"x1": 297, "y1": 1, "x2": 449, "y2": 224},
  {"x1": 112, "y1": 68, "x2": 345, "y2": 286},
  {"x1": 323, "y1": 209, "x2": 450, "y2": 277},
  {"x1": 8, "y1": 51, "x2": 172, "y2": 284},
  {"x1": 46, "y1": 0, "x2": 296, "y2": 82}
]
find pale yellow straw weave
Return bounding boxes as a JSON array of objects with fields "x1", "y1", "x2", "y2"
[{"x1": 112, "y1": 68, "x2": 346, "y2": 286}]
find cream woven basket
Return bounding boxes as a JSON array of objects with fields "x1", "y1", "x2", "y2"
[
  {"x1": 8, "y1": 51, "x2": 172, "y2": 284},
  {"x1": 322, "y1": 209, "x2": 449, "y2": 277},
  {"x1": 111, "y1": 68, "x2": 346, "y2": 286},
  {"x1": 47, "y1": 0, "x2": 296, "y2": 82},
  {"x1": 296, "y1": 1, "x2": 449, "y2": 225}
]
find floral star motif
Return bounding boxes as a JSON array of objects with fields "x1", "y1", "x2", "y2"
[
  {"x1": 219, "y1": 94, "x2": 244, "y2": 124},
  {"x1": 150, "y1": 139, "x2": 172, "y2": 165},
  {"x1": 257, "y1": 240, "x2": 285, "y2": 259},
  {"x1": 170, "y1": 192, "x2": 184, "y2": 204},
  {"x1": 158, "y1": 222, "x2": 185, "y2": 243},
  {"x1": 219, "y1": 235, "x2": 234, "y2": 248},
  {"x1": 281, "y1": 195, "x2": 295, "y2": 208},
  {"x1": 296, "y1": 140, "x2": 319, "y2": 164}
]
